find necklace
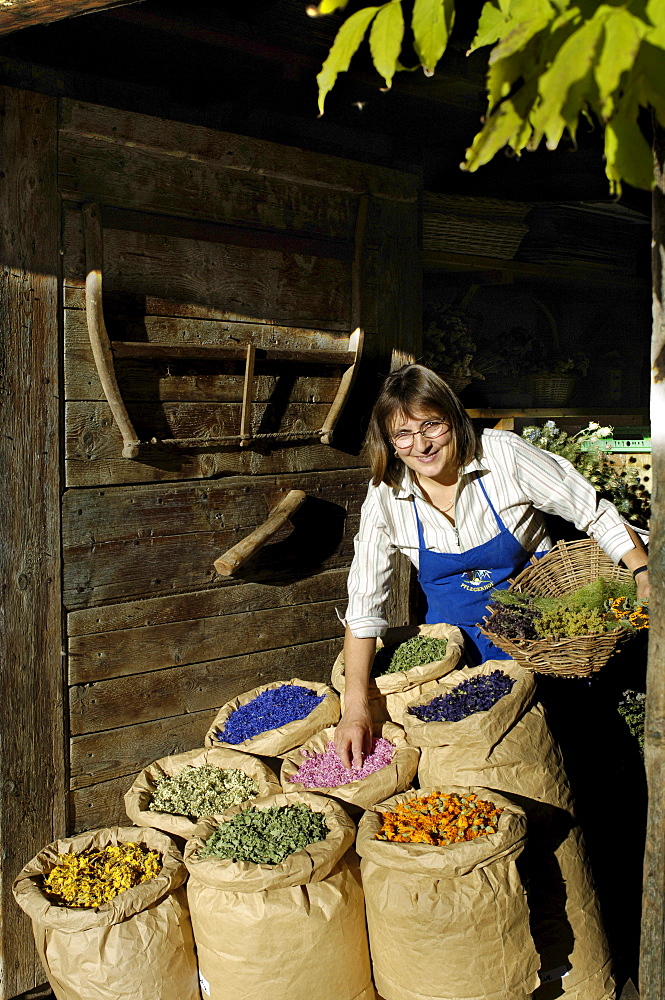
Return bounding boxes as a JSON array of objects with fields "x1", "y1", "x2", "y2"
[{"x1": 436, "y1": 498, "x2": 455, "y2": 514}]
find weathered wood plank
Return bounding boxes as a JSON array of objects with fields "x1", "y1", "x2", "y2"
[
  {"x1": 63, "y1": 284, "x2": 355, "y2": 330},
  {"x1": 65, "y1": 303, "x2": 350, "y2": 354},
  {"x1": 64, "y1": 398, "x2": 367, "y2": 488},
  {"x1": 69, "y1": 772, "x2": 142, "y2": 834},
  {"x1": 62, "y1": 470, "x2": 367, "y2": 546},
  {"x1": 59, "y1": 131, "x2": 358, "y2": 240},
  {"x1": 69, "y1": 636, "x2": 342, "y2": 742},
  {"x1": 69, "y1": 598, "x2": 344, "y2": 683},
  {"x1": 64, "y1": 492, "x2": 358, "y2": 608},
  {"x1": 640, "y1": 128, "x2": 665, "y2": 1000},
  {"x1": 0, "y1": 87, "x2": 64, "y2": 1000},
  {"x1": 67, "y1": 566, "x2": 351, "y2": 635},
  {"x1": 0, "y1": 1, "x2": 137, "y2": 37},
  {"x1": 98, "y1": 204, "x2": 355, "y2": 261},
  {"x1": 65, "y1": 348, "x2": 342, "y2": 404},
  {"x1": 67, "y1": 399, "x2": 331, "y2": 453},
  {"x1": 59, "y1": 98, "x2": 419, "y2": 202},
  {"x1": 65, "y1": 436, "x2": 367, "y2": 487},
  {"x1": 62, "y1": 215, "x2": 352, "y2": 327}
]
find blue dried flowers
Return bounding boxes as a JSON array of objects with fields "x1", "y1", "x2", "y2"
[
  {"x1": 409, "y1": 670, "x2": 515, "y2": 723},
  {"x1": 216, "y1": 685, "x2": 325, "y2": 744}
]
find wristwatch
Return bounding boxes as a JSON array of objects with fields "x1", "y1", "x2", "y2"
[{"x1": 632, "y1": 565, "x2": 648, "y2": 579}]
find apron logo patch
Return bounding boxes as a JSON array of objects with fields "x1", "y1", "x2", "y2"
[{"x1": 461, "y1": 568, "x2": 495, "y2": 592}]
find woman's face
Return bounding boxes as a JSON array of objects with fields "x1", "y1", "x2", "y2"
[{"x1": 388, "y1": 408, "x2": 456, "y2": 482}]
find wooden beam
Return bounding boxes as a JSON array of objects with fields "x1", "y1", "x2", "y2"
[
  {"x1": 423, "y1": 249, "x2": 650, "y2": 288},
  {"x1": 0, "y1": 87, "x2": 65, "y2": 999},
  {"x1": 0, "y1": 0, "x2": 142, "y2": 37},
  {"x1": 640, "y1": 126, "x2": 665, "y2": 1000}
]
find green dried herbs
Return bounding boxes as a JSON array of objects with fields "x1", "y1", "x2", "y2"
[
  {"x1": 534, "y1": 606, "x2": 609, "y2": 638},
  {"x1": 199, "y1": 803, "x2": 329, "y2": 864},
  {"x1": 149, "y1": 765, "x2": 258, "y2": 820},
  {"x1": 491, "y1": 577, "x2": 637, "y2": 614},
  {"x1": 373, "y1": 635, "x2": 448, "y2": 676},
  {"x1": 487, "y1": 578, "x2": 648, "y2": 641}
]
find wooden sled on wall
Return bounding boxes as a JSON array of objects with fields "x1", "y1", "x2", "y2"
[{"x1": 82, "y1": 197, "x2": 367, "y2": 459}]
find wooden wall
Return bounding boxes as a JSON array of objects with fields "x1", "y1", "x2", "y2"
[
  {"x1": 58, "y1": 104, "x2": 421, "y2": 826},
  {"x1": 0, "y1": 87, "x2": 66, "y2": 1000},
  {"x1": 0, "y1": 89, "x2": 420, "y2": 998}
]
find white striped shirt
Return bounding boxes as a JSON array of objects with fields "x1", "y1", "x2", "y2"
[{"x1": 344, "y1": 428, "x2": 635, "y2": 638}]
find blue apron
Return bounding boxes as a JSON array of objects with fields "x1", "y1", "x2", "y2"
[{"x1": 414, "y1": 476, "x2": 533, "y2": 666}]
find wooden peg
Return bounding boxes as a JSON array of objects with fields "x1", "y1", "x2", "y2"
[{"x1": 214, "y1": 489, "x2": 306, "y2": 576}]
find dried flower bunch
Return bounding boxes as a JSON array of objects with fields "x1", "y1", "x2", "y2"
[
  {"x1": 289, "y1": 738, "x2": 395, "y2": 789},
  {"x1": 199, "y1": 804, "x2": 329, "y2": 865},
  {"x1": 149, "y1": 765, "x2": 259, "y2": 820},
  {"x1": 376, "y1": 792, "x2": 502, "y2": 846},
  {"x1": 485, "y1": 578, "x2": 648, "y2": 642},
  {"x1": 372, "y1": 635, "x2": 449, "y2": 677},
  {"x1": 522, "y1": 420, "x2": 650, "y2": 527},
  {"x1": 409, "y1": 670, "x2": 515, "y2": 723},
  {"x1": 617, "y1": 690, "x2": 646, "y2": 758},
  {"x1": 43, "y1": 843, "x2": 161, "y2": 908},
  {"x1": 422, "y1": 306, "x2": 485, "y2": 382},
  {"x1": 216, "y1": 685, "x2": 325, "y2": 744}
]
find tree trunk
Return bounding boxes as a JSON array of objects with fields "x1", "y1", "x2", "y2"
[{"x1": 640, "y1": 123, "x2": 665, "y2": 1000}]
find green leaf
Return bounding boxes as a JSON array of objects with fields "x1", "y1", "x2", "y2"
[
  {"x1": 604, "y1": 106, "x2": 654, "y2": 194},
  {"x1": 594, "y1": 8, "x2": 645, "y2": 119},
  {"x1": 487, "y1": 0, "x2": 554, "y2": 63},
  {"x1": 468, "y1": 0, "x2": 505, "y2": 53},
  {"x1": 531, "y1": 15, "x2": 605, "y2": 148},
  {"x1": 317, "y1": 4, "x2": 381, "y2": 113},
  {"x1": 412, "y1": 0, "x2": 455, "y2": 75},
  {"x1": 634, "y1": 41, "x2": 665, "y2": 127},
  {"x1": 463, "y1": 86, "x2": 537, "y2": 171},
  {"x1": 370, "y1": 1, "x2": 405, "y2": 88},
  {"x1": 316, "y1": 0, "x2": 351, "y2": 13}
]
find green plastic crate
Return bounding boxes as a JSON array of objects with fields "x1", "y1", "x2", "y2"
[{"x1": 580, "y1": 426, "x2": 651, "y2": 454}]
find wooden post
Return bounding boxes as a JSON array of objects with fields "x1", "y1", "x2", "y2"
[
  {"x1": 640, "y1": 124, "x2": 665, "y2": 1000},
  {"x1": 0, "y1": 88, "x2": 65, "y2": 999}
]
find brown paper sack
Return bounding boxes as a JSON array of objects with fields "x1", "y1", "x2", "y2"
[
  {"x1": 204, "y1": 678, "x2": 340, "y2": 755},
  {"x1": 12, "y1": 826, "x2": 200, "y2": 1000},
  {"x1": 356, "y1": 786, "x2": 540, "y2": 1000},
  {"x1": 124, "y1": 746, "x2": 281, "y2": 839},
  {"x1": 280, "y1": 722, "x2": 420, "y2": 813},
  {"x1": 185, "y1": 791, "x2": 374, "y2": 1000},
  {"x1": 332, "y1": 623, "x2": 464, "y2": 725},
  {"x1": 404, "y1": 661, "x2": 614, "y2": 1000}
]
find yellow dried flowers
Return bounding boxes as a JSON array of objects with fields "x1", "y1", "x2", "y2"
[
  {"x1": 376, "y1": 792, "x2": 502, "y2": 846},
  {"x1": 43, "y1": 843, "x2": 161, "y2": 908}
]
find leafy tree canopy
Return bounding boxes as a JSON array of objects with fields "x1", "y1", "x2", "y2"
[{"x1": 312, "y1": 0, "x2": 665, "y2": 194}]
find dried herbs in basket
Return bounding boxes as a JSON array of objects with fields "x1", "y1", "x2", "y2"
[{"x1": 485, "y1": 579, "x2": 648, "y2": 642}]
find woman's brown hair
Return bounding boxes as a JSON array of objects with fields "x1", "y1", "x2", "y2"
[{"x1": 364, "y1": 364, "x2": 479, "y2": 488}]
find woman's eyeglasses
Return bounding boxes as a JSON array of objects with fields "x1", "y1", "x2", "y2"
[{"x1": 391, "y1": 420, "x2": 449, "y2": 449}]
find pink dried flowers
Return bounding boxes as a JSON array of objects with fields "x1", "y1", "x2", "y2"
[{"x1": 289, "y1": 738, "x2": 395, "y2": 789}]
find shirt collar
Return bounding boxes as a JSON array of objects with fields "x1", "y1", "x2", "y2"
[{"x1": 391, "y1": 452, "x2": 489, "y2": 500}]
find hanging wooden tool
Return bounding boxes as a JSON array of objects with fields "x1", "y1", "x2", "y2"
[
  {"x1": 82, "y1": 193, "x2": 367, "y2": 456},
  {"x1": 214, "y1": 490, "x2": 307, "y2": 576}
]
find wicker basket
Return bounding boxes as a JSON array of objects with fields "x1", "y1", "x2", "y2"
[
  {"x1": 529, "y1": 373, "x2": 575, "y2": 406},
  {"x1": 479, "y1": 539, "x2": 634, "y2": 678},
  {"x1": 439, "y1": 372, "x2": 471, "y2": 395}
]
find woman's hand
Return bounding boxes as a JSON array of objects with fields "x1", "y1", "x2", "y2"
[
  {"x1": 334, "y1": 706, "x2": 373, "y2": 770},
  {"x1": 636, "y1": 569, "x2": 650, "y2": 604}
]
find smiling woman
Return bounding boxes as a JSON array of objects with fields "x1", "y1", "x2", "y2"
[{"x1": 334, "y1": 363, "x2": 649, "y2": 770}]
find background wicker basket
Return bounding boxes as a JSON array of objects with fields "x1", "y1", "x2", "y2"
[
  {"x1": 529, "y1": 372, "x2": 575, "y2": 406},
  {"x1": 439, "y1": 372, "x2": 471, "y2": 395},
  {"x1": 479, "y1": 538, "x2": 634, "y2": 677}
]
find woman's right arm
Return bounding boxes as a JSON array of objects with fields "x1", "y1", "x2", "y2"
[{"x1": 334, "y1": 626, "x2": 376, "y2": 769}]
